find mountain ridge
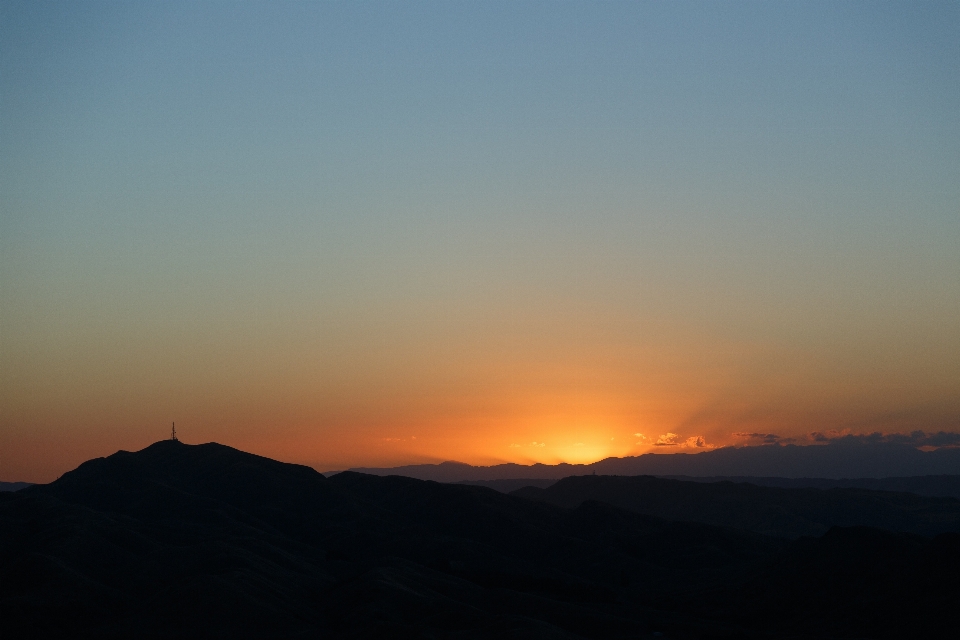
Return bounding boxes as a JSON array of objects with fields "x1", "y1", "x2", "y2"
[
  {"x1": 509, "y1": 474, "x2": 960, "y2": 539},
  {"x1": 345, "y1": 441, "x2": 960, "y2": 481},
  {"x1": 0, "y1": 482, "x2": 32, "y2": 492},
  {"x1": 3, "y1": 440, "x2": 959, "y2": 638}
]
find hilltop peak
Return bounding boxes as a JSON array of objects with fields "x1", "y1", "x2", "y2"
[{"x1": 30, "y1": 440, "x2": 329, "y2": 518}]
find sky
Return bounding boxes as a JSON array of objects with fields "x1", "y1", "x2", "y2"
[{"x1": 1, "y1": 1, "x2": 958, "y2": 482}]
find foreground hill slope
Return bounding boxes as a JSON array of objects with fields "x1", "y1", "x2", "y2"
[
  {"x1": 0, "y1": 481, "x2": 32, "y2": 492},
  {"x1": 2, "y1": 441, "x2": 958, "y2": 639},
  {"x1": 512, "y1": 474, "x2": 960, "y2": 539},
  {"x1": 660, "y1": 474, "x2": 960, "y2": 499}
]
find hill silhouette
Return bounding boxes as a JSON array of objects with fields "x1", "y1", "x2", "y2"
[
  {"x1": 661, "y1": 474, "x2": 960, "y2": 499},
  {"x1": 0, "y1": 481, "x2": 32, "y2": 492},
  {"x1": 510, "y1": 474, "x2": 960, "y2": 539},
  {"x1": 456, "y1": 478, "x2": 559, "y2": 493},
  {"x1": 2, "y1": 441, "x2": 958, "y2": 638},
  {"x1": 461, "y1": 474, "x2": 960, "y2": 498},
  {"x1": 348, "y1": 441, "x2": 960, "y2": 481}
]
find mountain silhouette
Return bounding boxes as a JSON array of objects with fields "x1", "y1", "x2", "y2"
[
  {"x1": 0, "y1": 481, "x2": 32, "y2": 492},
  {"x1": 461, "y1": 474, "x2": 960, "y2": 499},
  {"x1": 456, "y1": 478, "x2": 560, "y2": 493},
  {"x1": 659, "y1": 474, "x2": 960, "y2": 499},
  {"x1": 510, "y1": 474, "x2": 960, "y2": 539},
  {"x1": 2, "y1": 441, "x2": 958, "y2": 638},
  {"x1": 347, "y1": 441, "x2": 960, "y2": 481}
]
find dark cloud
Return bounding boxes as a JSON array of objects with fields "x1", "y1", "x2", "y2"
[
  {"x1": 806, "y1": 430, "x2": 960, "y2": 448},
  {"x1": 733, "y1": 432, "x2": 783, "y2": 445},
  {"x1": 924, "y1": 432, "x2": 960, "y2": 447}
]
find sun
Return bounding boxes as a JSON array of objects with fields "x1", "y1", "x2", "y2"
[{"x1": 552, "y1": 441, "x2": 613, "y2": 465}]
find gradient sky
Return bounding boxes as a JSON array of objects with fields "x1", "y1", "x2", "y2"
[{"x1": 2, "y1": 1, "x2": 958, "y2": 482}]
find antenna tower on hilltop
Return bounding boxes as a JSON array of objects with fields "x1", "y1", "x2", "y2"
[{"x1": 171, "y1": 422, "x2": 178, "y2": 442}]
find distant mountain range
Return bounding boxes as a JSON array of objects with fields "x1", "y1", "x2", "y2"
[
  {"x1": 347, "y1": 441, "x2": 960, "y2": 481},
  {"x1": 2, "y1": 441, "x2": 958, "y2": 638},
  {"x1": 0, "y1": 482, "x2": 32, "y2": 492},
  {"x1": 510, "y1": 475, "x2": 960, "y2": 539},
  {"x1": 661, "y1": 474, "x2": 960, "y2": 499},
  {"x1": 461, "y1": 475, "x2": 960, "y2": 499}
]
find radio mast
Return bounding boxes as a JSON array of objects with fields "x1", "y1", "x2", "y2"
[{"x1": 171, "y1": 422, "x2": 178, "y2": 442}]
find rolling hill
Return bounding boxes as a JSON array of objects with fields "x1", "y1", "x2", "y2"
[{"x1": 2, "y1": 441, "x2": 958, "y2": 638}]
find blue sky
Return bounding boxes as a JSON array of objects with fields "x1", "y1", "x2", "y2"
[{"x1": 2, "y1": 1, "x2": 958, "y2": 480}]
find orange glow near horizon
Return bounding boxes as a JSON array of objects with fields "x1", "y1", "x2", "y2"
[
  {"x1": 0, "y1": 300, "x2": 960, "y2": 482},
  {"x1": 5, "y1": 348, "x2": 957, "y2": 482}
]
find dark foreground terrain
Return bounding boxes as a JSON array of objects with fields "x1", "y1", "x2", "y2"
[
  {"x1": 0, "y1": 481, "x2": 33, "y2": 492},
  {"x1": 2, "y1": 442, "x2": 958, "y2": 639},
  {"x1": 511, "y1": 475, "x2": 960, "y2": 539}
]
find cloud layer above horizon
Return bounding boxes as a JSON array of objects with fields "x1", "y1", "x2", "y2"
[{"x1": 2, "y1": 1, "x2": 958, "y2": 481}]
